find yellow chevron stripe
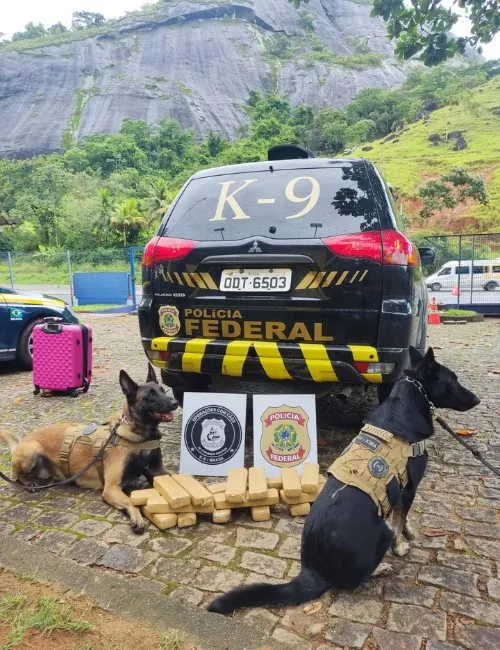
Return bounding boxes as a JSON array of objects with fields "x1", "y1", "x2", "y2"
[
  {"x1": 349, "y1": 271, "x2": 360, "y2": 284},
  {"x1": 151, "y1": 337, "x2": 177, "y2": 351},
  {"x1": 222, "y1": 340, "x2": 252, "y2": 377},
  {"x1": 336, "y1": 271, "x2": 349, "y2": 286},
  {"x1": 174, "y1": 273, "x2": 183, "y2": 285},
  {"x1": 299, "y1": 343, "x2": 337, "y2": 382},
  {"x1": 200, "y1": 273, "x2": 218, "y2": 290},
  {"x1": 309, "y1": 271, "x2": 327, "y2": 289},
  {"x1": 295, "y1": 271, "x2": 317, "y2": 290},
  {"x1": 0, "y1": 294, "x2": 64, "y2": 307},
  {"x1": 183, "y1": 273, "x2": 195, "y2": 288},
  {"x1": 359, "y1": 270, "x2": 368, "y2": 282},
  {"x1": 348, "y1": 345, "x2": 381, "y2": 383},
  {"x1": 253, "y1": 342, "x2": 291, "y2": 380},
  {"x1": 182, "y1": 338, "x2": 214, "y2": 373},
  {"x1": 191, "y1": 273, "x2": 207, "y2": 289},
  {"x1": 322, "y1": 271, "x2": 337, "y2": 288}
]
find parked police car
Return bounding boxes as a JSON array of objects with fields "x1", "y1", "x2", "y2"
[
  {"x1": 139, "y1": 145, "x2": 434, "y2": 403},
  {"x1": 0, "y1": 287, "x2": 77, "y2": 368}
]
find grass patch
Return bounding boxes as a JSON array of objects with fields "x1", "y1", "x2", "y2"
[
  {"x1": 73, "y1": 304, "x2": 121, "y2": 312},
  {"x1": 440, "y1": 308, "x2": 478, "y2": 316},
  {"x1": 0, "y1": 594, "x2": 92, "y2": 649}
]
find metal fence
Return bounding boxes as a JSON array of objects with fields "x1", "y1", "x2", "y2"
[
  {"x1": 0, "y1": 247, "x2": 144, "y2": 311},
  {"x1": 423, "y1": 234, "x2": 500, "y2": 314}
]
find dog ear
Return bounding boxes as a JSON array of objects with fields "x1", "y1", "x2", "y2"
[
  {"x1": 424, "y1": 347, "x2": 435, "y2": 364},
  {"x1": 119, "y1": 370, "x2": 139, "y2": 398},
  {"x1": 146, "y1": 364, "x2": 158, "y2": 384},
  {"x1": 408, "y1": 346, "x2": 424, "y2": 367}
]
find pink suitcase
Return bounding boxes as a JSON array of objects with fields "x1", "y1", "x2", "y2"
[{"x1": 33, "y1": 318, "x2": 92, "y2": 397}]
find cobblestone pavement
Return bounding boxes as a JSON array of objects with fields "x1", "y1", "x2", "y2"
[{"x1": 1, "y1": 315, "x2": 499, "y2": 649}]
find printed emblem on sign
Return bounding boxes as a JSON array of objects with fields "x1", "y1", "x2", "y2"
[
  {"x1": 368, "y1": 456, "x2": 389, "y2": 478},
  {"x1": 9, "y1": 308, "x2": 23, "y2": 321},
  {"x1": 158, "y1": 305, "x2": 180, "y2": 336},
  {"x1": 260, "y1": 405, "x2": 310, "y2": 467},
  {"x1": 184, "y1": 406, "x2": 242, "y2": 465}
]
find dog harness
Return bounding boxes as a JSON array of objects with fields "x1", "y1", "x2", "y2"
[
  {"x1": 60, "y1": 415, "x2": 161, "y2": 485},
  {"x1": 327, "y1": 423, "x2": 428, "y2": 517}
]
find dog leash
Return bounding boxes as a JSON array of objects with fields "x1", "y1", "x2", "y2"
[
  {"x1": 0, "y1": 417, "x2": 124, "y2": 492},
  {"x1": 404, "y1": 376, "x2": 500, "y2": 478}
]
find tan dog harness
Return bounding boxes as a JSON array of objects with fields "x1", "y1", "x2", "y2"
[
  {"x1": 327, "y1": 423, "x2": 428, "y2": 517},
  {"x1": 60, "y1": 416, "x2": 161, "y2": 485}
]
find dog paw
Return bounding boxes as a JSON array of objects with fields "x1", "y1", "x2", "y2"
[
  {"x1": 403, "y1": 522, "x2": 416, "y2": 541},
  {"x1": 130, "y1": 520, "x2": 145, "y2": 535},
  {"x1": 392, "y1": 540, "x2": 411, "y2": 557},
  {"x1": 372, "y1": 562, "x2": 393, "y2": 577}
]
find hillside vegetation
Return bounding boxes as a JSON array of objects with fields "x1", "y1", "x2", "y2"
[{"x1": 356, "y1": 75, "x2": 500, "y2": 232}]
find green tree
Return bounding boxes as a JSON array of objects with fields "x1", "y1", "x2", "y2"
[
  {"x1": 206, "y1": 131, "x2": 227, "y2": 157},
  {"x1": 71, "y1": 11, "x2": 106, "y2": 30},
  {"x1": 289, "y1": 0, "x2": 500, "y2": 65},
  {"x1": 110, "y1": 198, "x2": 146, "y2": 246},
  {"x1": 12, "y1": 22, "x2": 47, "y2": 41},
  {"x1": 147, "y1": 179, "x2": 172, "y2": 223},
  {"x1": 47, "y1": 22, "x2": 68, "y2": 35},
  {"x1": 418, "y1": 168, "x2": 488, "y2": 221}
]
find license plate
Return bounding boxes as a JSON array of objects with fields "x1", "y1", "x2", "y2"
[{"x1": 220, "y1": 269, "x2": 292, "y2": 292}]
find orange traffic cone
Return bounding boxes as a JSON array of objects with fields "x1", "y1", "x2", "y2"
[
  {"x1": 451, "y1": 286, "x2": 461, "y2": 297},
  {"x1": 428, "y1": 297, "x2": 441, "y2": 325}
]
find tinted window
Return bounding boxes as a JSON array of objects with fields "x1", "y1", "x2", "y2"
[
  {"x1": 438, "y1": 267, "x2": 451, "y2": 276},
  {"x1": 455, "y1": 267, "x2": 470, "y2": 275},
  {"x1": 473, "y1": 265, "x2": 487, "y2": 273},
  {"x1": 163, "y1": 164, "x2": 380, "y2": 241},
  {"x1": 493, "y1": 265, "x2": 500, "y2": 273}
]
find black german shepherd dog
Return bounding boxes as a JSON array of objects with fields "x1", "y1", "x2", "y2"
[{"x1": 208, "y1": 347, "x2": 480, "y2": 614}]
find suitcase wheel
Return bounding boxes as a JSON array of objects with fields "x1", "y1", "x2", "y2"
[
  {"x1": 33, "y1": 386, "x2": 40, "y2": 396},
  {"x1": 82, "y1": 379, "x2": 90, "y2": 394},
  {"x1": 68, "y1": 389, "x2": 78, "y2": 398}
]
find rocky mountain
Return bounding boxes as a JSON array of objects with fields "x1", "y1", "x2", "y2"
[{"x1": 0, "y1": 0, "x2": 478, "y2": 158}]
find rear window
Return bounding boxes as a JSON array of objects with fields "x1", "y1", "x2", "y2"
[{"x1": 163, "y1": 164, "x2": 380, "y2": 241}]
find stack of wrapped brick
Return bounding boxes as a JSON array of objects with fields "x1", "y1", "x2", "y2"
[{"x1": 130, "y1": 463, "x2": 326, "y2": 531}]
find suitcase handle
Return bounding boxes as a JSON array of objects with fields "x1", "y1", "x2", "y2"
[{"x1": 42, "y1": 317, "x2": 63, "y2": 334}]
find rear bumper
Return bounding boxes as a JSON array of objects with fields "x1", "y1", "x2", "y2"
[{"x1": 143, "y1": 337, "x2": 409, "y2": 385}]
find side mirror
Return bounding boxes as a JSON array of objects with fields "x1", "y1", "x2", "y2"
[{"x1": 418, "y1": 247, "x2": 435, "y2": 266}]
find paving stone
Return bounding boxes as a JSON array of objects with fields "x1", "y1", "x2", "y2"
[
  {"x1": 34, "y1": 511, "x2": 79, "y2": 529},
  {"x1": 463, "y1": 522, "x2": 499, "y2": 539},
  {"x1": 371, "y1": 627, "x2": 422, "y2": 650},
  {"x1": 43, "y1": 497, "x2": 79, "y2": 510},
  {"x1": 75, "y1": 500, "x2": 112, "y2": 517},
  {"x1": 64, "y1": 539, "x2": 108, "y2": 565},
  {"x1": 426, "y1": 642, "x2": 464, "y2": 650},
  {"x1": 486, "y1": 577, "x2": 500, "y2": 601},
  {"x1": 97, "y1": 545, "x2": 157, "y2": 573},
  {"x1": 100, "y1": 524, "x2": 147, "y2": 547},
  {"x1": 454, "y1": 621, "x2": 500, "y2": 650},
  {"x1": 194, "y1": 541, "x2": 236, "y2": 566},
  {"x1": 387, "y1": 604, "x2": 447, "y2": 640},
  {"x1": 278, "y1": 536, "x2": 301, "y2": 560},
  {"x1": 463, "y1": 537, "x2": 500, "y2": 559},
  {"x1": 437, "y1": 551, "x2": 492, "y2": 575},
  {"x1": 153, "y1": 557, "x2": 201, "y2": 585},
  {"x1": 417, "y1": 501, "x2": 453, "y2": 517},
  {"x1": 422, "y1": 514, "x2": 462, "y2": 533},
  {"x1": 407, "y1": 547, "x2": 432, "y2": 563},
  {"x1": 13, "y1": 526, "x2": 39, "y2": 542},
  {"x1": 281, "y1": 607, "x2": 327, "y2": 636},
  {"x1": 329, "y1": 593, "x2": 383, "y2": 625},
  {"x1": 243, "y1": 608, "x2": 279, "y2": 634},
  {"x1": 235, "y1": 528, "x2": 279, "y2": 550},
  {"x1": 239, "y1": 551, "x2": 287, "y2": 579},
  {"x1": 72, "y1": 519, "x2": 112, "y2": 537},
  {"x1": 272, "y1": 627, "x2": 311, "y2": 649},
  {"x1": 324, "y1": 619, "x2": 371, "y2": 649},
  {"x1": 4, "y1": 504, "x2": 42, "y2": 523},
  {"x1": 128, "y1": 576, "x2": 165, "y2": 594},
  {"x1": 148, "y1": 536, "x2": 192, "y2": 556},
  {"x1": 456, "y1": 507, "x2": 497, "y2": 523},
  {"x1": 33, "y1": 530, "x2": 78, "y2": 554},
  {"x1": 393, "y1": 563, "x2": 419, "y2": 581},
  {"x1": 193, "y1": 566, "x2": 244, "y2": 592},
  {"x1": 287, "y1": 561, "x2": 301, "y2": 578},
  {"x1": 274, "y1": 518, "x2": 304, "y2": 537},
  {"x1": 414, "y1": 530, "x2": 448, "y2": 549},
  {"x1": 235, "y1": 514, "x2": 274, "y2": 530},
  {"x1": 0, "y1": 521, "x2": 14, "y2": 535},
  {"x1": 440, "y1": 592, "x2": 500, "y2": 626},
  {"x1": 418, "y1": 565, "x2": 479, "y2": 597},
  {"x1": 169, "y1": 586, "x2": 204, "y2": 606},
  {"x1": 243, "y1": 572, "x2": 287, "y2": 586},
  {"x1": 384, "y1": 580, "x2": 438, "y2": 608}
]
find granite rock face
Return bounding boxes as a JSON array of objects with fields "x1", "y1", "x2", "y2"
[{"x1": 0, "y1": 0, "x2": 478, "y2": 158}]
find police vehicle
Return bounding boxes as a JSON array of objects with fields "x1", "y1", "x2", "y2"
[
  {"x1": 0, "y1": 287, "x2": 77, "y2": 368},
  {"x1": 139, "y1": 145, "x2": 434, "y2": 403}
]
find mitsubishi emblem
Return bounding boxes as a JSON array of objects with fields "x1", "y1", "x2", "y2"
[{"x1": 249, "y1": 241, "x2": 262, "y2": 253}]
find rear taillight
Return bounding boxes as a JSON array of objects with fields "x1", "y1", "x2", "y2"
[
  {"x1": 142, "y1": 236, "x2": 198, "y2": 267},
  {"x1": 354, "y1": 361, "x2": 395, "y2": 374},
  {"x1": 322, "y1": 231, "x2": 418, "y2": 266}
]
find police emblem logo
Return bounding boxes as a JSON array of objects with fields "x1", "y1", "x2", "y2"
[
  {"x1": 158, "y1": 305, "x2": 180, "y2": 336},
  {"x1": 184, "y1": 405, "x2": 242, "y2": 465},
  {"x1": 368, "y1": 456, "x2": 389, "y2": 478},
  {"x1": 260, "y1": 405, "x2": 310, "y2": 468}
]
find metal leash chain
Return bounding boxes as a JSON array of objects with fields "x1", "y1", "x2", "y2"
[
  {"x1": 404, "y1": 375, "x2": 500, "y2": 478},
  {"x1": 0, "y1": 418, "x2": 123, "y2": 493}
]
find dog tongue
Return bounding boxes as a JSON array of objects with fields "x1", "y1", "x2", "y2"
[{"x1": 154, "y1": 412, "x2": 174, "y2": 422}]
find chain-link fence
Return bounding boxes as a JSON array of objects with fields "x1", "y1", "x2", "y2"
[
  {"x1": 422, "y1": 234, "x2": 500, "y2": 314},
  {"x1": 0, "y1": 247, "x2": 144, "y2": 310}
]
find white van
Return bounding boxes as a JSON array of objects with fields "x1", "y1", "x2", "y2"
[{"x1": 425, "y1": 259, "x2": 500, "y2": 291}]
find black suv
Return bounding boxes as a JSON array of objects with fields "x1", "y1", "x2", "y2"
[{"x1": 139, "y1": 146, "x2": 434, "y2": 403}]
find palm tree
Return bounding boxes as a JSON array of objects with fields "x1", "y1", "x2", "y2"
[
  {"x1": 97, "y1": 187, "x2": 112, "y2": 245},
  {"x1": 110, "y1": 198, "x2": 147, "y2": 247},
  {"x1": 147, "y1": 179, "x2": 172, "y2": 225}
]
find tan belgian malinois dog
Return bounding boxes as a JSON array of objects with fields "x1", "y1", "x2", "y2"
[{"x1": 0, "y1": 365, "x2": 178, "y2": 533}]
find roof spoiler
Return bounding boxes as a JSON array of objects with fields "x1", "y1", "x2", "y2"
[{"x1": 267, "y1": 144, "x2": 313, "y2": 161}]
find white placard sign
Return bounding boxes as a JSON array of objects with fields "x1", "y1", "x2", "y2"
[
  {"x1": 180, "y1": 392, "x2": 247, "y2": 477},
  {"x1": 253, "y1": 394, "x2": 318, "y2": 478}
]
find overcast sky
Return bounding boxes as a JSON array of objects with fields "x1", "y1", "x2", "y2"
[{"x1": 1, "y1": 0, "x2": 499, "y2": 58}]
